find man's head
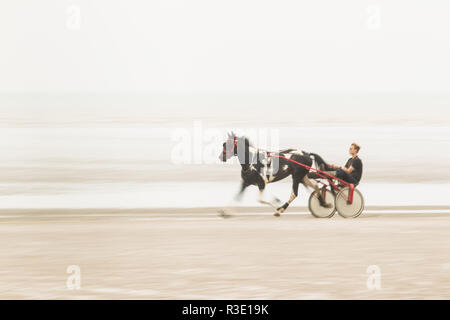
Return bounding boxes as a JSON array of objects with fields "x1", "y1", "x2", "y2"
[{"x1": 349, "y1": 143, "x2": 360, "y2": 156}]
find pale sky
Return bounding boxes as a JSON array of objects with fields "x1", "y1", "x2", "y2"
[{"x1": 1, "y1": 0, "x2": 449, "y2": 93}]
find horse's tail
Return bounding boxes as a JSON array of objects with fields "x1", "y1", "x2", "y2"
[{"x1": 303, "y1": 151, "x2": 332, "y2": 171}]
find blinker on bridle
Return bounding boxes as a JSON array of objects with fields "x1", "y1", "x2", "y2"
[{"x1": 223, "y1": 137, "x2": 238, "y2": 156}]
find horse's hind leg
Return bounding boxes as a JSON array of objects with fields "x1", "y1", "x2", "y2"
[
  {"x1": 302, "y1": 175, "x2": 319, "y2": 192},
  {"x1": 302, "y1": 176, "x2": 332, "y2": 208},
  {"x1": 275, "y1": 178, "x2": 300, "y2": 217}
]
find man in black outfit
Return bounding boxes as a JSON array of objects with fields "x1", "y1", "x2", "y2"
[{"x1": 329, "y1": 143, "x2": 363, "y2": 186}]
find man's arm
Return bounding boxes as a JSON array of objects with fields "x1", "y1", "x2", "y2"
[{"x1": 330, "y1": 163, "x2": 354, "y2": 173}]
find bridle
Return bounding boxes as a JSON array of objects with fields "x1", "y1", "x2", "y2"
[{"x1": 223, "y1": 137, "x2": 238, "y2": 157}]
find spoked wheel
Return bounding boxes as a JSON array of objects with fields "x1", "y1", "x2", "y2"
[
  {"x1": 308, "y1": 190, "x2": 336, "y2": 218},
  {"x1": 335, "y1": 186, "x2": 364, "y2": 218}
]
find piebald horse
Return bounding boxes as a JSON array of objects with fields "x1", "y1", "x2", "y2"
[{"x1": 219, "y1": 132, "x2": 331, "y2": 217}]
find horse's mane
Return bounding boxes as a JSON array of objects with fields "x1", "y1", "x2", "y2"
[
  {"x1": 237, "y1": 136, "x2": 294, "y2": 154},
  {"x1": 237, "y1": 136, "x2": 254, "y2": 147}
]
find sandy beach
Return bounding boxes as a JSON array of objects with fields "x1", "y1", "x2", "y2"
[
  {"x1": 0, "y1": 94, "x2": 449, "y2": 299},
  {"x1": 1, "y1": 206, "x2": 450, "y2": 299}
]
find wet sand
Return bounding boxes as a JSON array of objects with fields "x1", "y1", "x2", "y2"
[{"x1": 1, "y1": 207, "x2": 450, "y2": 299}]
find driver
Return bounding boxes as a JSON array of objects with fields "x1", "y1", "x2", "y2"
[{"x1": 329, "y1": 143, "x2": 363, "y2": 186}]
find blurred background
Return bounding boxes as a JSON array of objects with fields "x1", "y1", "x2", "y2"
[{"x1": 0, "y1": 0, "x2": 449, "y2": 209}]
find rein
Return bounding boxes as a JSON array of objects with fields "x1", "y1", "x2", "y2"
[
  {"x1": 225, "y1": 137, "x2": 350, "y2": 187},
  {"x1": 267, "y1": 154, "x2": 350, "y2": 186}
]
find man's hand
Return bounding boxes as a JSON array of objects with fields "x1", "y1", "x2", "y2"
[{"x1": 340, "y1": 166, "x2": 354, "y2": 173}]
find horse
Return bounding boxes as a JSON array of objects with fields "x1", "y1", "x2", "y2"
[{"x1": 219, "y1": 132, "x2": 332, "y2": 217}]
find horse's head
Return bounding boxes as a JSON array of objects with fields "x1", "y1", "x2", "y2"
[{"x1": 219, "y1": 132, "x2": 238, "y2": 162}]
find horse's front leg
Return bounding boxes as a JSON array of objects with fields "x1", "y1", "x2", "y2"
[
  {"x1": 256, "y1": 177, "x2": 281, "y2": 209},
  {"x1": 219, "y1": 180, "x2": 249, "y2": 218},
  {"x1": 258, "y1": 188, "x2": 281, "y2": 209},
  {"x1": 234, "y1": 180, "x2": 249, "y2": 202}
]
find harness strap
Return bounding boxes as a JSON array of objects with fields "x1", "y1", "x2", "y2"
[{"x1": 267, "y1": 154, "x2": 350, "y2": 186}]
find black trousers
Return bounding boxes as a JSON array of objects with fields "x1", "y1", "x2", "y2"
[{"x1": 335, "y1": 168, "x2": 359, "y2": 186}]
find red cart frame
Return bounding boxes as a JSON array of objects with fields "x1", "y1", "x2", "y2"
[{"x1": 268, "y1": 154, "x2": 355, "y2": 205}]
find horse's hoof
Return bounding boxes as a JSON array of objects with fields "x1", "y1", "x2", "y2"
[
  {"x1": 274, "y1": 207, "x2": 284, "y2": 217},
  {"x1": 276, "y1": 206, "x2": 285, "y2": 213},
  {"x1": 218, "y1": 209, "x2": 232, "y2": 218}
]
